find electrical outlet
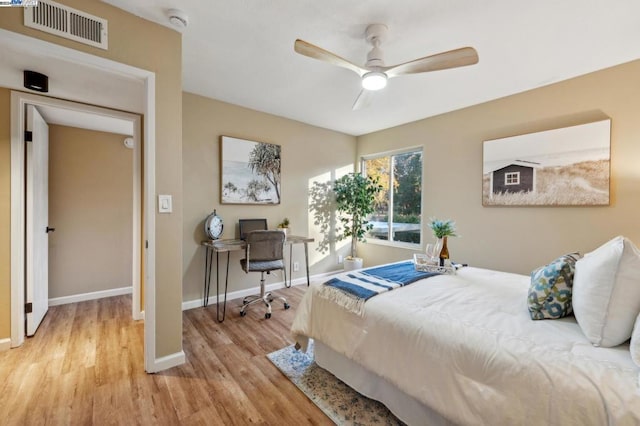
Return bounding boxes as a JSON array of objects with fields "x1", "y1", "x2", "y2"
[
  {"x1": 338, "y1": 255, "x2": 343, "y2": 264},
  {"x1": 293, "y1": 261, "x2": 300, "y2": 272}
]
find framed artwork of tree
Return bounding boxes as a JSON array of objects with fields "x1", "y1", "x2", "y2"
[{"x1": 220, "y1": 136, "x2": 281, "y2": 204}]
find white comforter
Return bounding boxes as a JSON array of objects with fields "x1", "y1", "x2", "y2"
[{"x1": 291, "y1": 267, "x2": 640, "y2": 425}]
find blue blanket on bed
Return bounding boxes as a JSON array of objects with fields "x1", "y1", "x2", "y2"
[{"x1": 319, "y1": 261, "x2": 439, "y2": 315}]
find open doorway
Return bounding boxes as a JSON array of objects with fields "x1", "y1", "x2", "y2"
[{"x1": 11, "y1": 92, "x2": 143, "y2": 337}]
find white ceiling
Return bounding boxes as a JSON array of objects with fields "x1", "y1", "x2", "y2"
[
  {"x1": 36, "y1": 105, "x2": 134, "y2": 136},
  {"x1": 5, "y1": 2, "x2": 640, "y2": 137},
  {"x1": 101, "y1": 0, "x2": 640, "y2": 136}
]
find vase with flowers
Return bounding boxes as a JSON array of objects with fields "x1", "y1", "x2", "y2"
[{"x1": 427, "y1": 218, "x2": 458, "y2": 266}]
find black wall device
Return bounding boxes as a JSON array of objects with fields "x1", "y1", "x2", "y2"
[{"x1": 24, "y1": 70, "x2": 48, "y2": 93}]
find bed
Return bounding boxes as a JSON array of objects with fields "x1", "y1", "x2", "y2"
[{"x1": 291, "y1": 262, "x2": 640, "y2": 425}]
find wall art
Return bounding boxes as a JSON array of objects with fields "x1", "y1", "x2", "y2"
[
  {"x1": 482, "y1": 119, "x2": 611, "y2": 206},
  {"x1": 221, "y1": 136, "x2": 281, "y2": 205}
]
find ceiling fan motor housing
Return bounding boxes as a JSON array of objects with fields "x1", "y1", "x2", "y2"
[
  {"x1": 365, "y1": 24, "x2": 387, "y2": 68},
  {"x1": 366, "y1": 47, "x2": 384, "y2": 68}
]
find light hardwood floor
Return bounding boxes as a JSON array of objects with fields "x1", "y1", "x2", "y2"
[{"x1": 0, "y1": 287, "x2": 332, "y2": 425}]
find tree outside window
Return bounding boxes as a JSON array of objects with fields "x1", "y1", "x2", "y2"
[{"x1": 363, "y1": 149, "x2": 422, "y2": 244}]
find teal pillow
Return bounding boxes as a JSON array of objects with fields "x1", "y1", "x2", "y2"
[{"x1": 528, "y1": 253, "x2": 580, "y2": 320}]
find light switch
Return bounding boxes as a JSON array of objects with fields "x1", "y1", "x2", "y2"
[{"x1": 158, "y1": 194, "x2": 172, "y2": 213}]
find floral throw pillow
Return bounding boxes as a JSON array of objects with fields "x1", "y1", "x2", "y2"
[{"x1": 528, "y1": 253, "x2": 580, "y2": 320}]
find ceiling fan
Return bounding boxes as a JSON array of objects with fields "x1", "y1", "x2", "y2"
[{"x1": 294, "y1": 24, "x2": 479, "y2": 110}]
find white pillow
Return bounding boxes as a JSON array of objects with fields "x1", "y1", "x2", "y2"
[
  {"x1": 572, "y1": 236, "x2": 640, "y2": 347},
  {"x1": 631, "y1": 314, "x2": 640, "y2": 367}
]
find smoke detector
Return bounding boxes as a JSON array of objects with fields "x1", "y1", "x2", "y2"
[{"x1": 167, "y1": 8, "x2": 188, "y2": 29}]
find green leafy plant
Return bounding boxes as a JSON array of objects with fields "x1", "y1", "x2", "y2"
[
  {"x1": 334, "y1": 173, "x2": 383, "y2": 259},
  {"x1": 427, "y1": 218, "x2": 458, "y2": 239},
  {"x1": 277, "y1": 217, "x2": 290, "y2": 228}
]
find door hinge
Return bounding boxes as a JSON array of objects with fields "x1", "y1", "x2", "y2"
[
  {"x1": 145, "y1": 240, "x2": 148, "y2": 249},
  {"x1": 24, "y1": 131, "x2": 33, "y2": 142},
  {"x1": 25, "y1": 302, "x2": 33, "y2": 313}
]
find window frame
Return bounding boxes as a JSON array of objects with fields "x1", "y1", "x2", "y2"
[
  {"x1": 361, "y1": 146, "x2": 423, "y2": 250},
  {"x1": 505, "y1": 171, "x2": 520, "y2": 185}
]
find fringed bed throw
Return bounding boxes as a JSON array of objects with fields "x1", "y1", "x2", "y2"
[{"x1": 318, "y1": 261, "x2": 439, "y2": 315}]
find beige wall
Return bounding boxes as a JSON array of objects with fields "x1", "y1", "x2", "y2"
[
  {"x1": 48, "y1": 125, "x2": 133, "y2": 298},
  {"x1": 182, "y1": 93, "x2": 356, "y2": 302},
  {"x1": 357, "y1": 59, "x2": 640, "y2": 275},
  {"x1": 0, "y1": 1, "x2": 183, "y2": 358}
]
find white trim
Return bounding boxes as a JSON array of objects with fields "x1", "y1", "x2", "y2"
[
  {"x1": 10, "y1": 92, "x2": 25, "y2": 348},
  {"x1": 360, "y1": 144, "x2": 424, "y2": 161},
  {"x1": 152, "y1": 350, "x2": 186, "y2": 372},
  {"x1": 181, "y1": 270, "x2": 341, "y2": 311},
  {"x1": 3, "y1": 29, "x2": 157, "y2": 372},
  {"x1": 0, "y1": 338, "x2": 11, "y2": 352},
  {"x1": 48, "y1": 286, "x2": 133, "y2": 307},
  {"x1": 0, "y1": 29, "x2": 150, "y2": 81},
  {"x1": 143, "y1": 74, "x2": 158, "y2": 373},
  {"x1": 131, "y1": 114, "x2": 143, "y2": 321}
]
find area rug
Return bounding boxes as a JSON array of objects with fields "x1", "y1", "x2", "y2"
[{"x1": 267, "y1": 341, "x2": 404, "y2": 425}]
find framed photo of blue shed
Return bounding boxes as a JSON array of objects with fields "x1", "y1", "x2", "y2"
[
  {"x1": 220, "y1": 136, "x2": 281, "y2": 204},
  {"x1": 482, "y1": 119, "x2": 611, "y2": 206}
]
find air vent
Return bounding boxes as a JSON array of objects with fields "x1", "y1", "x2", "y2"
[{"x1": 24, "y1": 0, "x2": 108, "y2": 50}]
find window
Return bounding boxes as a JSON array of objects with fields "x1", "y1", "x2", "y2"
[
  {"x1": 505, "y1": 172, "x2": 520, "y2": 185},
  {"x1": 362, "y1": 149, "x2": 422, "y2": 245}
]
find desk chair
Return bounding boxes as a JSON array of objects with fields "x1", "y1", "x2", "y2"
[{"x1": 239, "y1": 230, "x2": 289, "y2": 319}]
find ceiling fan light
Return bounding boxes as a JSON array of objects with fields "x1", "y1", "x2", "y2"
[{"x1": 362, "y1": 71, "x2": 387, "y2": 91}]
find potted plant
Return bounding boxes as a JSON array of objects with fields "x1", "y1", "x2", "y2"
[
  {"x1": 333, "y1": 173, "x2": 382, "y2": 271},
  {"x1": 277, "y1": 217, "x2": 290, "y2": 237}
]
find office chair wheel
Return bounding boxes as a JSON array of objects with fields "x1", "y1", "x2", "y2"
[
  {"x1": 265, "y1": 312, "x2": 271, "y2": 319},
  {"x1": 284, "y1": 303, "x2": 290, "y2": 310},
  {"x1": 240, "y1": 310, "x2": 247, "y2": 317}
]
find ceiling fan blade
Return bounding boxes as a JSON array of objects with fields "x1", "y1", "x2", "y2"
[
  {"x1": 294, "y1": 39, "x2": 368, "y2": 77},
  {"x1": 383, "y1": 47, "x2": 478, "y2": 78},
  {"x1": 352, "y1": 89, "x2": 375, "y2": 110}
]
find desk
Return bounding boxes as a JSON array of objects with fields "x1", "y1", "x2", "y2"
[{"x1": 202, "y1": 235, "x2": 314, "y2": 322}]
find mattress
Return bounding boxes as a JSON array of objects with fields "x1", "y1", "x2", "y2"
[{"x1": 291, "y1": 266, "x2": 640, "y2": 425}]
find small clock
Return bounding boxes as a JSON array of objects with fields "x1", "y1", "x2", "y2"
[{"x1": 204, "y1": 210, "x2": 223, "y2": 240}]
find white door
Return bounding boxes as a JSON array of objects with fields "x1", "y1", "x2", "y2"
[{"x1": 26, "y1": 104, "x2": 50, "y2": 336}]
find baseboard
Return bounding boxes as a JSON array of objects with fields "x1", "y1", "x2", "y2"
[
  {"x1": 149, "y1": 350, "x2": 185, "y2": 373},
  {"x1": 133, "y1": 310, "x2": 144, "y2": 321},
  {"x1": 0, "y1": 337, "x2": 11, "y2": 352},
  {"x1": 182, "y1": 269, "x2": 342, "y2": 311},
  {"x1": 48, "y1": 286, "x2": 133, "y2": 307}
]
